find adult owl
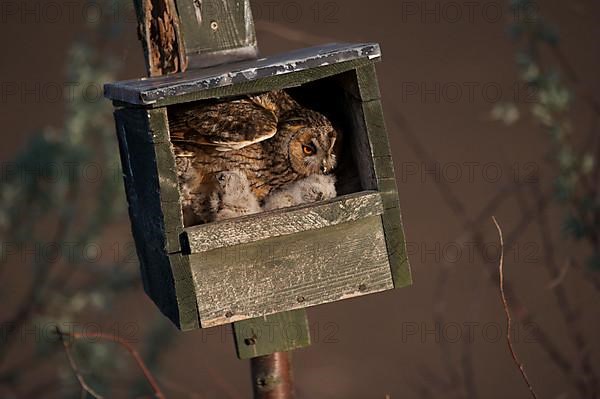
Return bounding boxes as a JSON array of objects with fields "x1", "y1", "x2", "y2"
[{"x1": 169, "y1": 90, "x2": 339, "y2": 225}]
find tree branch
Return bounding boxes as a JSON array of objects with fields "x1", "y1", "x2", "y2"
[{"x1": 56, "y1": 329, "x2": 166, "y2": 399}]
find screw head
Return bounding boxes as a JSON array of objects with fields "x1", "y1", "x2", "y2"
[
  {"x1": 210, "y1": 20, "x2": 219, "y2": 31},
  {"x1": 225, "y1": 311, "x2": 234, "y2": 318},
  {"x1": 297, "y1": 296, "x2": 306, "y2": 303},
  {"x1": 358, "y1": 284, "x2": 367, "y2": 292}
]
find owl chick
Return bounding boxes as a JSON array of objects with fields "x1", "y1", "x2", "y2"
[
  {"x1": 208, "y1": 170, "x2": 261, "y2": 222},
  {"x1": 263, "y1": 174, "x2": 337, "y2": 211},
  {"x1": 170, "y1": 90, "x2": 340, "y2": 225}
]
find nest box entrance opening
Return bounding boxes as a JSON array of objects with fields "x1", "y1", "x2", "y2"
[{"x1": 166, "y1": 70, "x2": 378, "y2": 228}]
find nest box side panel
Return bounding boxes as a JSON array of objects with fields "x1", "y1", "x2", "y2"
[
  {"x1": 149, "y1": 111, "x2": 200, "y2": 330},
  {"x1": 114, "y1": 107, "x2": 199, "y2": 330},
  {"x1": 352, "y1": 65, "x2": 412, "y2": 288}
]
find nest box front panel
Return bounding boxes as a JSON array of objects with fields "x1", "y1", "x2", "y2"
[
  {"x1": 182, "y1": 191, "x2": 393, "y2": 327},
  {"x1": 191, "y1": 215, "x2": 393, "y2": 327}
]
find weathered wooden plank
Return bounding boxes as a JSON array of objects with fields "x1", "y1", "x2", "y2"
[
  {"x1": 176, "y1": 0, "x2": 257, "y2": 68},
  {"x1": 355, "y1": 64, "x2": 382, "y2": 101},
  {"x1": 168, "y1": 253, "x2": 200, "y2": 330},
  {"x1": 339, "y1": 63, "x2": 382, "y2": 102},
  {"x1": 182, "y1": 191, "x2": 383, "y2": 254},
  {"x1": 104, "y1": 43, "x2": 381, "y2": 106},
  {"x1": 234, "y1": 310, "x2": 311, "y2": 359},
  {"x1": 190, "y1": 216, "x2": 394, "y2": 328},
  {"x1": 114, "y1": 108, "x2": 182, "y2": 327},
  {"x1": 377, "y1": 177, "x2": 401, "y2": 211},
  {"x1": 352, "y1": 94, "x2": 412, "y2": 289},
  {"x1": 145, "y1": 108, "x2": 185, "y2": 254},
  {"x1": 156, "y1": 58, "x2": 373, "y2": 108},
  {"x1": 373, "y1": 155, "x2": 396, "y2": 180},
  {"x1": 381, "y1": 208, "x2": 412, "y2": 288},
  {"x1": 133, "y1": 0, "x2": 188, "y2": 76},
  {"x1": 346, "y1": 93, "x2": 378, "y2": 191},
  {"x1": 361, "y1": 99, "x2": 392, "y2": 158}
]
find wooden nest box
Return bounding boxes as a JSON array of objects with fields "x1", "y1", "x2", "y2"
[{"x1": 104, "y1": 1, "x2": 411, "y2": 331}]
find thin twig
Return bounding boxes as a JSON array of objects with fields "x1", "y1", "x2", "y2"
[
  {"x1": 56, "y1": 329, "x2": 166, "y2": 399},
  {"x1": 157, "y1": 377, "x2": 203, "y2": 399},
  {"x1": 492, "y1": 217, "x2": 538, "y2": 399},
  {"x1": 547, "y1": 260, "x2": 571, "y2": 290},
  {"x1": 57, "y1": 328, "x2": 104, "y2": 399},
  {"x1": 394, "y1": 111, "x2": 575, "y2": 386}
]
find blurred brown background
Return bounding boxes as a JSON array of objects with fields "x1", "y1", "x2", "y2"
[{"x1": 1, "y1": 0, "x2": 599, "y2": 398}]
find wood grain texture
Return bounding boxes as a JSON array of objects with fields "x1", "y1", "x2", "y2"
[
  {"x1": 234, "y1": 310, "x2": 311, "y2": 359},
  {"x1": 382, "y1": 207, "x2": 412, "y2": 288},
  {"x1": 151, "y1": 58, "x2": 374, "y2": 108},
  {"x1": 114, "y1": 107, "x2": 200, "y2": 330},
  {"x1": 114, "y1": 107, "x2": 180, "y2": 324},
  {"x1": 104, "y1": 43, "x2": 381, "y2": 106},
  {"x1": 182, "y1": 191, "x2": 384, "y2": 253},
  {"x1": 346, "y1": 92, "x2": 378, "y2": 191},
  {"x1": 352, "y1": 64, "x2": 413, "y2": 288},
  {"x1": 169, "y1": 253, "x2": 201, "y2": 330},
  {"x1": 338, "y1": 64, "x2": 382, "y2": 102},
  {"x1": 190, "y1": 216, "x2": 394, "y2": 328},
  {"x1": 133, "y1": 0, "x2": 188, "y2": 76},
  {"x1": 176, "y1": 0, "x2": 257, "y2": 68}
]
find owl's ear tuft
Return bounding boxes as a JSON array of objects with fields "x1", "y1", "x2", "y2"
[
  {"x1": 281, "y1": 123, "x2": 305, "y2": 133},
  {"x1": 328, "y1": 136, "x2": 337, "y2": 152}
]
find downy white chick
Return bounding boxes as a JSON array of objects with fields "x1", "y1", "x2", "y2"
[
  {"x1": 209, "y1": 170, "x2": 261, "y2": 221},
  {"x1": 263, "y1": 174, "x2": 337, "y2": 211}
]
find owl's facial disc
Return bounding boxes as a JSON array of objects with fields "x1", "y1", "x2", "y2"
[{"x1": 289, "y1": 127, "x2": 338, "y2": 176}]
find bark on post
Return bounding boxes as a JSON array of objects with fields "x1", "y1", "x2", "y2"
[{"x1": 133, "y1": 0, "x2": 188, "y2": 77}]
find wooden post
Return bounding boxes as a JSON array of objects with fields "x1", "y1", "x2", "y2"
[
  {"x1": 132, "y1": 2, "x2": 299, "y2": 398},
  {"x1": 133, "y1": 0, "x2": 188, "y2": 76},
  {"x1": 251, "y1": 352, "x2": 295, "y2": 398}
]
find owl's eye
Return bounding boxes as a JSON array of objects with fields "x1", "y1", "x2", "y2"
[{"x1": 302, "y1": 144, "x2": 317, "y2": 156}]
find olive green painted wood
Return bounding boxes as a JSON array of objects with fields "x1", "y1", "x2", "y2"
[
  {"x1": 337, "y1": 64, "x2": 382, "y2": 102},
  {"x1": 354, "y1": 65, "x2": 412, "y2": 288},
  {"x1": 114, "y1": 107, "x2": 199, "y2": 330},
  {"x1": 175, "y1": 0, "x2": 257, "y2": 68},
  {"x1": 234, "y1": 310, "x2": 311, "y2": 359},
  {"x1": 182, "y1": 191, "x2": 383, "y2": 253},
  {"x1": 190, "y1": 216, "x2": 394, "y2": 328}
]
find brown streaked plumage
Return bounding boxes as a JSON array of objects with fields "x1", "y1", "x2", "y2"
[{"x1": 169, "y1": 90, "x2": 339, "y2": 225}]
